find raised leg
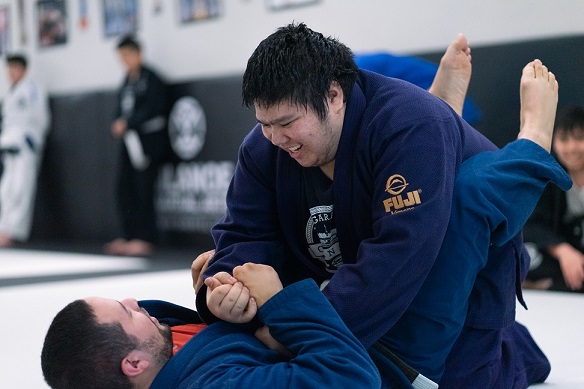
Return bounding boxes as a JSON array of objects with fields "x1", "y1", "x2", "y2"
[{"x1": 428, "y1": 33, "x2": 472, "y2": 116}]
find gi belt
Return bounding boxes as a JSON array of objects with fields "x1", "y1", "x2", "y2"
[
  {"x1": 0, "y1": 147, "x2": 20, "y2": 156},
  {"x1": 372, "y1": 342, "x2": 438, "y2": 389}
]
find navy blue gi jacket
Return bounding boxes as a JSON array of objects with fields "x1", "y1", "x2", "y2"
[{"x1": 198, "y1": 70, "x2": 545, "y2": 384}]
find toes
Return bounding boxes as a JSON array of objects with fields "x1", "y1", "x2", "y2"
[
  {"x1": 548, "y1": 70, "x2": 557, "y2": 87},
  {"x1": 523, "y1": 59, "x2": 550, "y2": 79},
  {"x1": 452, "y1": 33, "x2": 469, "y2": 52},
  {"x1": 541, "y1": 64, "x2": 549, "y2": 78},
  {"x1": 523, "y1": 60, "x2": 536, "y2": 78},
  {"x1": 532, "y1": 59, "x2": 543, "y2": 78}
]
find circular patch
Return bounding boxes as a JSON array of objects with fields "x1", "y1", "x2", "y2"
[{"x1": 168, "y1": 96, "x2": 207, "y2": 160}]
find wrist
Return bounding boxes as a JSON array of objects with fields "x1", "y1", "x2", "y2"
[{"x1": 255, "y1": 286, "x2": 283, "y2": 308}]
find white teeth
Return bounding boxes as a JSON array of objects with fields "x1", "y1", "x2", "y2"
[{"x1": 289, "y1": 145, "x2": 301, "y2": 152}]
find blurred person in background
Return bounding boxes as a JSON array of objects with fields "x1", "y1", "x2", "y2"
[
  {"x1": 0, "y1": 54, "x2": 50, "y2": 247},
  {"x1": 524, "y1": 106, "x2": 584, "y2": 293},
  {"x1": 104, "y1": 35, "x2": 170, "y2": 257}
]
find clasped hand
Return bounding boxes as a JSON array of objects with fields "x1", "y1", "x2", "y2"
[{"x1": 204, "y1": 263, "x2": 283, "y2": 323}]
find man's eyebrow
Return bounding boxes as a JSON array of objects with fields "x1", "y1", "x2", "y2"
[
  {"x1": 257, "y1": 114, "x2": 296, "y2": 126},
  {"x1": 117, "y1": 301, "x2": 131, "y2": 317}
]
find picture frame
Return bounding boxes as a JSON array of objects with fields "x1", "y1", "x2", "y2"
[
  {"x1": 266, "y1": 0, "x2": 320, "y2": 11},
  {"x1": 37, "y1": 0, "x2": 68, "y2": 48},
  {"x1": 0, "y1": 6, "x2": 9, "y2": 55},
  {"x1": 103, "y1": 0, "x2": 138, "y2": 37},
  {"x1": 178, "y1": 0, "x2": 222, "y2": 24}
]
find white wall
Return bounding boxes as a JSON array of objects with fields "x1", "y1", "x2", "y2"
[{"x1": 1, "y1": 0, "x2": 584, "y2": 96}]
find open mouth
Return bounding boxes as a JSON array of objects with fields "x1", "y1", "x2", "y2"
[{"x1": 288, "y1": 145, "x2": 302, "y2": 153}]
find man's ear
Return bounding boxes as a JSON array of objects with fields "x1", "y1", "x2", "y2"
[
  {"x1": 327, "y1": 81, "x2": 345, "y2": 113},
  {"x1": 121, "y1": 350, "x2": 151, "y2": 378}
]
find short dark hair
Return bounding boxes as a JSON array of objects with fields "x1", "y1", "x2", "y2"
[
  {"x1": 116, "y1": 34, "x2": 141, "y2": 52},
  {"x1": 242, "y1": 22, "x2": 358, "y2": 120},
  {"x1": 41, "y1": 299, "x2": 139, "y2": 389},
  {"x1": 555, "y1": 106, "x2": 584, "y2": 136},
  {"x1": 6, "y1": 54, "x2": 27, "y2": 68}
]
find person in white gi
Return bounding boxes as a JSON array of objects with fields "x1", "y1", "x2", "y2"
[{"x1": 0, "y1": 54, "x2": 50, "y2": 247}]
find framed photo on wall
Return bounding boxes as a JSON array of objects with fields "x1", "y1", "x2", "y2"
[
  {"x1": 103, "y1": 0, "x2": 138, "y2": 37},
  {"x1": 37, "y1": 0, "x2": 67, "y2": 48},
  {"x1": 0, "y1": 6, "x2": 9, "y2": 55},
  {"x1": 178, "y1": 0, "x2": 222, "y2": 24},
  {"x1": 266, "y1": 0, "x2": 320, "y2": 11}
]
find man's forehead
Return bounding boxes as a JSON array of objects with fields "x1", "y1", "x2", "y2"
[{"x1": 84, "y1": 296, "x2": 126, "y2": 323}]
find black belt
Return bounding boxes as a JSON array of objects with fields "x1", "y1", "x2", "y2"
[
  {"x1": 0, "y1": 147, "x2": 20, "y2": 156},
  {"x1": 372, "y1": 342, "x2": 438, "y2": 388}
]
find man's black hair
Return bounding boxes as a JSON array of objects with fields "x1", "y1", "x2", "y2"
[
  {"x1": 116, "y1": 34, "x2": 141, "y2": 52},
  {"x1": 41, "y1": 299, "x2": 139, "y2": 389},
  {"x1": 242, "y1": 22, "x2": 358, "y2": 120},
  {"x1": 555, "y1": 106, "x2": 584, "y2": 135},
  {"x1": 6, "y1": 54, "x2": 27, "y2": 68}
]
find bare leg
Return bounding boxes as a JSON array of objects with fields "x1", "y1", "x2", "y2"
[
  {"x1": 428, "y1": 33, "x2": 472, "y2": 116},
  {"x1": 517, "y1": 59, "x2": 558, "y2": 152}
]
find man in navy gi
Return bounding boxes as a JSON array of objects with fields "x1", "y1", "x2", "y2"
[{"x1": 196, "y1": 22, "x2": 568, "y2": 388}]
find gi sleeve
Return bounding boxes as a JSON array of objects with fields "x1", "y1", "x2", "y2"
[
  {"x1": 196, "y1": 127, "x2": 285, "y2": 323},
  {"x1": 190, "y1": 280, "x2": 382, "y2": 389}
]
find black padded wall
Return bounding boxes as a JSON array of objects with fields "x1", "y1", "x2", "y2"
[
  {"x1": 31, "y1": 76, "x2": 256, "y2": 246},
  {"x1": 32, "y1": 91, "x2": 121, "y2": 242}
]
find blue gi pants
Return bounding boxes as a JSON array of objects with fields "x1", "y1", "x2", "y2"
[{"x1": 375, "y1": 139, "x2": 571, "y2": 387}]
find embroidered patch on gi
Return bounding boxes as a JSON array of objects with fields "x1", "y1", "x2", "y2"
[
  {"x1": 306, "y1": 205, "x2": 342, "y2": 273},
  {"x1": 383, "y1": 174, "x2": 422, "y2": 214}
]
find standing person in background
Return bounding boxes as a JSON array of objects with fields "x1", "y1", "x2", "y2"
[
  {"x1": 0, "y1": 54, "x2": 50, "y2": 248},
  {"x1": 523, "y1": 106, "x2": 584, "y2": 292},
  {"x1": 104, "y1": 35, "x2": 170, "y2": 257}
]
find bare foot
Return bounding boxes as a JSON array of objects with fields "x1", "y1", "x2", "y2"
[
  {"x1": 0, "y1": 233, "x2": 14, "y2": 248},
  {"x1": 123, "y1": 239, "x2": 154, "y2": 256},
  {"x1": 517, "y1": 59, "x2": 558, "y2": 152},
  {"x1": 428, "y1": 33, "x2": 471, "y2": 116},
  {"x1": 103, "y1": 238, "x2": 127, "y2": 255}
]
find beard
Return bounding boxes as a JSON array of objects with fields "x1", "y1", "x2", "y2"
[{"x1": 141, "y1": 324, "x2": 174, "y2": 368}]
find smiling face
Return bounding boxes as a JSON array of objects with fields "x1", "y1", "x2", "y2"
[
  {"x1": 85, "y1": 297, "x2": 173, "y2": 364},
  {"x1": 255, "y1": 82, "x2": 346, "y2": 179},
  {"x1": 553, "y1": 128, "x2": 584, "y2": 176}
]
